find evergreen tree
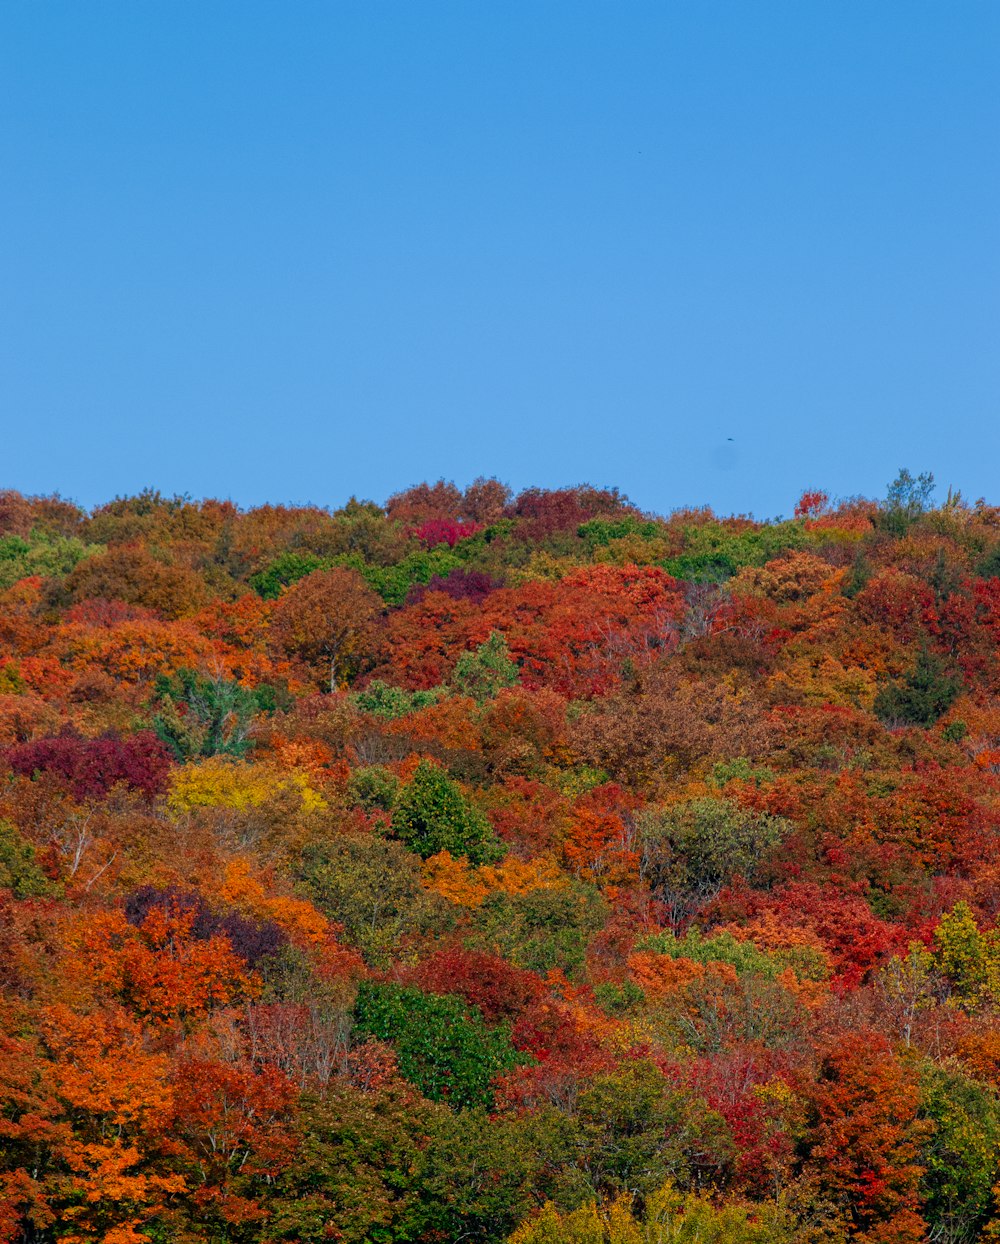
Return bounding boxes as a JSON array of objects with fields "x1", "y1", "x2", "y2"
[{"x1": 874, "y1": 643, "x2": 960, "y2": 728}]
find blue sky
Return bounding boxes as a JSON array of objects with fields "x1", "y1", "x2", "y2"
[{"x1": 2, "y1": 2, "x2": 997, "y2": 518}]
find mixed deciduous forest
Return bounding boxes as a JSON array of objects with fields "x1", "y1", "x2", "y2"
[{"x1": 3, "y1": 472, "x2": 1000, "y2": 1243}]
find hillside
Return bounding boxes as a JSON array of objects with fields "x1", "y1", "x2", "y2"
[{"x1": 2, "y1": 473, "x2": 1000, "y2": 1243}]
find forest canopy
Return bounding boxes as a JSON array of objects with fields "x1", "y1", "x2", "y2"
[{"x1": 3, "y1": 473, "x2": 1000, "y2": 1242}]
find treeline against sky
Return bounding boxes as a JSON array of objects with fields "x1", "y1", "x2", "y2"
[{"x1": 4, "y1": 473, "x2": 1000, "y2": 1242}]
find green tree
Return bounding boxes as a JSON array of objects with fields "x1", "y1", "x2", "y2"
[
  {"x1": 392, "y1": 760, "x2": 503, "y2": 864},
  {"x1": 266, "y1": 1082, "x2": 437, "y2": 1243},
  {"x1": 932, "y1": 902, "x2": 1000, "y2": 1010},
  {"x1": 637, "y1": 798, "x2": 790, "y2": 925},
  {"x1": 345, "y1": 764, "x2": 399, "y2": 812},
  {"x1": 352, "y1": 679, "x2": 449, "y2": 720},
  {"x1": 641, "y1": 928, "x2": 827, "y2": 985},
  {"x1": 152, "y1": 667, "x2": 265, "y2": 760},
  {"x1": 873, "y1": 643, "x2": 960, "y2": 728},
  {"x1": 472, "y1": 883, "x2": 608, "y2": 979},
  {"x1": 415, "y1": 1106, "x2": 546, "y2": 1241},
  {"x1": 878, "y1": 942, "x2": 936, "y2": 1047},
  {"x1": 0, "y1": 821, "x2": 59, "y2": 898},
  {"x1": 507, "y1": 1182, "x2": 802, "y2": 1243},
  {"x1": 919, "y1": 1061, "x2": 1000, "y2": 1244},
  {"x1": 249, "y1": 550, "x2": 327, "y2": 599},
  {"x1": 453, "y1": 631, "x2": 520, "y2": 703},
  {"x1": 842, "y1": 548, "x2": 872, "y2": 599},
  {"x1": 0, "y1": 529, "x2": 104, "y2": 591},
  {"x1": 268, "y1": 1085, "x2": 543, "y2": 1243},
  {"x1": 575, "y1": 1061, "x2": 732, "y2": 1199},
  {"x1": 352, "y1": 981, "x2": 525, "y2": 1109},
  {"x1": 708, "y1": 757, "x2": 774, "y2": 789},
  {"x1": 975, "y1": 542, "x2": 1000, "y2": 581},
  {"x1": 880, "y1": 468, "x2": 936, "y2": 536}
]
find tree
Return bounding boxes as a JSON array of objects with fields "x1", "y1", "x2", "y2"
[
  {"x1": 352, "y1": 679, "x2": 448, "y2": 720},
  {"x1": 249, "y1": 550, "x2": 327, "y2": 599},
  {"x1": 471, "y1": 883, "x2": 608, "y2": 980},
  {"x1": 386, "y1": 479, "x2": 463, "y2": 525},
  {"x1": 152, "y1": 667, "x2": 265, "y2": 760},
  {"x1": 804, "y1": 1031, "x2": 930, "y2": 1243},
  {"x1": 63, "y1": 542, "x2": 207, "y2": 618},
  {"x1": 34, "y1": 1002, "x2": 186, "y2": 1242},
  {"x1": 874, "y1": 642, "x2": 961, "y2": 728},
  {"x1": 76, "y1": 904, "x2": 253, "y2": 1026},
  {"x1": 918, "y1": 1061, "x2": 1000, "y2": 1243},
  {"x1": 0, "y1": 820, "x2": 58, "y2": 897},
  {"x1": 294, "y1": 833, "x2": 441, "y2": 964},
  {"x1": 269, "y1": 1083, "x2": 540, "y2": 1244},
  {"x1": 345, "y1": 763, "x2": 399, "y2": 811},
  {"x1": 352, "y1": 981, "x2": 525, "y2": 1109},
  {"x1": 266, "y1": 1082, "x2": 438, "y2": 1243},
  {"x1": 880, "y1": 468, "x2": 936, "y2": 536},
  {"x1": 5, "y1": 729, "x2": 173, "y2": 799},
  {"x1": 463, "y1": 476, "x2": 512, "y2": 525},
  {"x1": 269, "y1": 567, "x2": 382, "y2": 691},
  {"x1": 405, "y1": 567, "x2": 503, "y2": 607},
  {"x1": 574, "y1": 1060, "x2": 733, "y2": 1199},
  {"x1": 507, "y1": 1181, "x2": 801, "y2": 1243},
  {"x1": 0, "y1": 528, "x2": 103, "y2": 592},
  {"x1": 164, "y1": 1056, "x2": 297, "y2": 1228},
  {"x1": 452, "y1": 631, "x2": 520, "y2": 703},
  {"x1": 572, "y1": 666, "x2": 774, "y2": 789},
  {"x1": 932, "y1": 901, "x2": 1000, "y2": 1010},
  {"x1": 412, "y1": 518, "x2": 484, "y2": 549},
  {"x1": 406, "y1": 947, "x2": 544, "y2": 1023},
  {"x1": 637, "y1": 797, "x2": 790, "y2": 926},
  {"x1": 392, "y1": 760, "x2": 503, "y2": 864}
]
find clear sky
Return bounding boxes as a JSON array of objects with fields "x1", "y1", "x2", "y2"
[{"x1": 2, "y1": 3, "x2": 997, "y2": 518}]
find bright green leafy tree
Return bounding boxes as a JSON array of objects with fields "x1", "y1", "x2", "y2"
[
  {"x1": 392, "y1": 760, "x2": 503, "y2": 864},
  {"x1": 352, "y1": 981, "x2": 525, "y2": 1109}
]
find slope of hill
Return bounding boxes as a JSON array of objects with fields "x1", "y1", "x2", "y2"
[{"x1": 2, "y1": 474, "x2": 1000, "y2": 1243}]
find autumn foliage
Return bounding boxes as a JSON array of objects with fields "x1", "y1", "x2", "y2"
[{"x1": 2, "y1": 473, "x2": 1000, "y2": 1242}]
